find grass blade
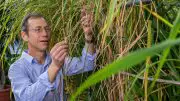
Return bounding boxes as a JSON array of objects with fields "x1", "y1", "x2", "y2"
[
  {"x1": 150, "y1": 10, "x2": 180, "y2": 91},
  {"x1": 70, "y1": 38, "x2": 180, "y2": 101}
]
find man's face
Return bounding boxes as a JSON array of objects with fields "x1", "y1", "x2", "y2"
[{"x1": 26, "y1": 17, "x2": 51, "y2": 52}]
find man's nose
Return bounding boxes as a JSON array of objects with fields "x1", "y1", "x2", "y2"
[{"x1": 41, "y1": 28, "x2": 49, "y2": 36}]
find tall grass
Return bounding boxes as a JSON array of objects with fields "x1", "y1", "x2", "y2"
[{"x1": 0, "y1": 0, "x2": 180, "y2": 101}]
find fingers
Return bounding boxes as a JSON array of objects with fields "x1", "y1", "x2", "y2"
[
  {"x1": 51, "y1": 44, "x2": 68, "y2": 58},
  {"x1": 81, "y1": 4, "x2": 94, "y2": 18},
  {"x1": 56, "y1": 51, "x2": 68, "y2": 62},
  {"x1": 81, "y1": 15, "x2": 92, "y2": 27},
  {"x1": 80, "y1": 5, "x2": 94, "y2": 31},
  {"x1": 54, "y1": 48, "x2": 68, "y2": 61},
  {"x1": 81, "y1": 7, "x2": 86, "y2": 18},
  {"x1": 50, "y1": 40, "x2": 68, "y2": 62},
  {"x1": 50, "y1": 41, "x2": 68, "y2": 54},
  {"x1": 50, "y1": 40, "x2": 68, "y2": 68}
]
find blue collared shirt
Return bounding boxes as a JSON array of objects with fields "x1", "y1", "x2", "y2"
[{"x1": 8, "y1": 48, "x2": 96, "y2": 101}]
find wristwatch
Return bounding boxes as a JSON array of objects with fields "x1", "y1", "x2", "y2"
[{"x1": 85, "y1": 38, "x2": 94, "y2": 44}]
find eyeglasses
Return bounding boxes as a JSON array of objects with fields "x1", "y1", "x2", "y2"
[{"x1": 28, "y1": 27, "x2": 51, "y2": 33}]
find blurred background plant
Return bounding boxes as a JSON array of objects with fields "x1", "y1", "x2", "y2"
[
  {"x1": 0, "y1": 0, "x2": 179, "y2": 101},
  {"x1": 0, "y1": 0, "x2": 21, "y2": 90}
]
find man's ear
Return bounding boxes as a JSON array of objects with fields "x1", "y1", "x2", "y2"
[{"x1": 21, "y1": 31, "x2": 28, "y2": 41}]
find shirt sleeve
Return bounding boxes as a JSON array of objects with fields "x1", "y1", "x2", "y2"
[
  {"x1": 8, "y1": 62, "x2": 55, "y2": 101},
  {"x1": 63, "y1": 48, "x2": 96, "y2": 76}
]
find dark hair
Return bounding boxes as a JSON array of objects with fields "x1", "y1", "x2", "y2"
[{"x1": 21, "y1": 13, "x2": 46, "y2": 34}]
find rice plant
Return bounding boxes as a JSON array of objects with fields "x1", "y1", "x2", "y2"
[{"x1": 0, "y1": 0, "x2": 179, "y2": 101}]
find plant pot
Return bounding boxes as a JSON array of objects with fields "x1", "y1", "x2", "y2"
[{"x1": 0, "y1": 85, "x2": 11, "y2": 101}]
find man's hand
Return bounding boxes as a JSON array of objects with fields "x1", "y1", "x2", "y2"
[
  {"x1": 81, "y1": 5, "x2": 95, "y2": 55},
  {"x1": 50, "y1": 41, "x2": 68, "y2": 69},
  {"x1": 81, "y1": 6, "x2": 94, "y2": 41},
  {"x1": 48, "y1": 41, "x2": 68, "y2": 83}
]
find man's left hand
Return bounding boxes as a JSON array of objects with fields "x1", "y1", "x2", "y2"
[{"x1": 80, "y1": 7, "x2": 93, "y2": 41}]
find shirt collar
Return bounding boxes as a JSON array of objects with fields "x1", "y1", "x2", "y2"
[
  {"x1": 21, "y1": 50, "x2": 34, "y2": 63},
  {"x1": 21, "y1": 50, "x2": 51, "y2": 64}
]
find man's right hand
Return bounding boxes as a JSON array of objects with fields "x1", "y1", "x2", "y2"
[
  {"x1": 50, "y1": 41, "x2": 68, "y2": 70},
  {"x1": 48, "y1": 41, "x2": 68, "y2": 83}
]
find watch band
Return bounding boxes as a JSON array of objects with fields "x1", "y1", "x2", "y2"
[{"x1": 85, "y1": 39, "x2": 93, "y2": 44}]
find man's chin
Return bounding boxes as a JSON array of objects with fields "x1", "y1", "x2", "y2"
[{"x1": 40, "y1": 47, "x2": 48, "y2": 52}]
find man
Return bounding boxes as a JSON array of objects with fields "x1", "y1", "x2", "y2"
[{"x1": 8, "y1": 9, "x2": 96, "y2": 101}]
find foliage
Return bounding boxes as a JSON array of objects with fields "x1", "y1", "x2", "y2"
[
  {"x1": 71, "y1": 10, "x2": 180, "y2": 100},
  {"x1": 0, "y1": 0, "x2": 180, "y2": 101}
]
